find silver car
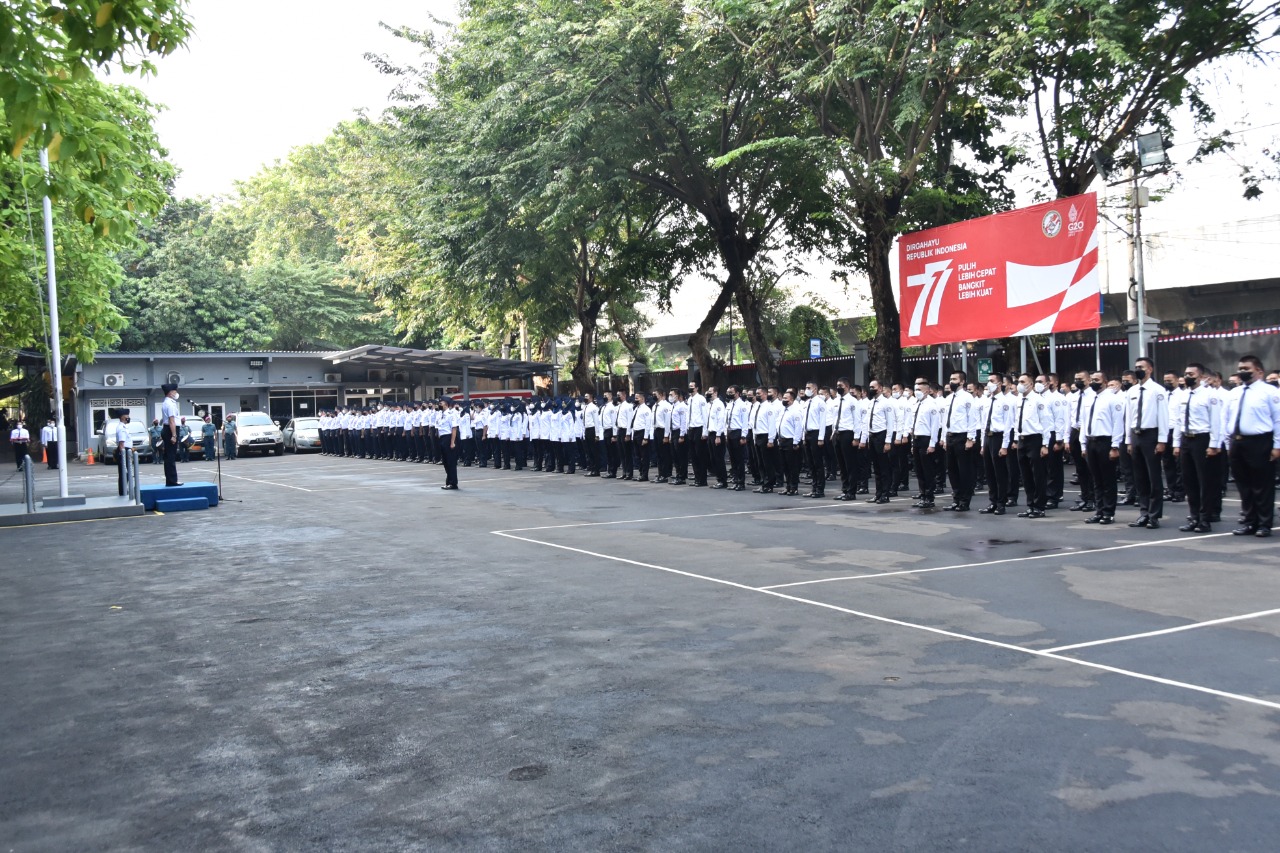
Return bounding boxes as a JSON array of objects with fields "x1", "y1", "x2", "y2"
[
  {"x1": 283, "y1": 417, "x2": 322, "y2": 452},
  {"x1": 233, "y1": 411, "x2": 285, "y2": 456},
  {"x1": 97, "y1": 418, "x2": 154, "y2": 463}
]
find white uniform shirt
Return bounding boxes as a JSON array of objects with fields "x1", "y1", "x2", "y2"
[
  {"x1": 687, "y1": 392, "x2": 709, "y2": 429},
  {"x1": 655, "y1": 398, "x2": 673, "y2": 433},
  {"x1": 727, "y1": 397, "x2": 749, "y2": 433},
  {"x1": 671, "y1": 400, "x2": 689, "y2": 435},
  {"x1": 778, "y1": 402, "x2": 805, "y2": 441},
  {"x1": 1172, "y1": 385, "x2": 1223, "y2": 449},
  {"x1": 798, "y1": 394, "x2": 826, "y2": 434},
  {"x1": 707, "y1": 398, "x2": 727, "y2": 435},
  {"x1": 601, "y1": 401, "x2": 617, "y2": 432},
  {"x1": 857, "y1": 394, "x2": 897, "y2": 443},
  {"x1": 584, "y1": 402, "x2": 600, "y2": 431},
  {"x1": 941, "y1": 389, "x2": 978, "y2": 440},
  {"x1": 1223, "y1": 380, "x2": 1280, "y2": 448},
  {"x1": 1082, "y1": 388, "x2": 1125, "y2": 444},
  {"x1": 1013, "y1": 390, "x2": 1052, "y2": 444},
  {"x1": 1126, "y1": 378, "x2": 1170, "y2": 443},
  {"x1": 630, "y1": 403, "x2": 654, "y2": 439}
]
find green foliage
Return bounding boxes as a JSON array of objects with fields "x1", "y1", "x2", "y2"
[
  {"x1": 781, "y1": 305, "x2": 844, "y2": 361},
  {"x1": 1, "y1": 0, "x2": 190, "y2": 157},
  {"x1": 0, "y1": 80, "x2": 172, "y2": 360}
]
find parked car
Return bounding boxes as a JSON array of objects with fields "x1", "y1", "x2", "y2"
[
  {"x1": 233, "y1": 411, "x2": 285, "y2": 456},
  {"x1": 283, "y1": 417, "x2": 322, "y2": 452},
  {"x1": 97, "y1": 418, "x2": 154, "y2": 463}
]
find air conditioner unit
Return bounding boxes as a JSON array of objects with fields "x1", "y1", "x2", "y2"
[
  {"x1": 367, "y1": 369, "x2": 386, "y2": 382},
  {"x1": 323, "y1": 373, "x2": 342, "y2": 383},
  {"x1": 390, "y1": 370, "x2": 408, "y2": 382},
  {"x1": 166, "y1": 371, "x2": 183, "y2": 385},
  {"x1": 104, "y1": 373, "x2": 125, "y2": 387}
]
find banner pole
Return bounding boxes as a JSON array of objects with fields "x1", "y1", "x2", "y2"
[
  {"x1": 1020, "y1": 337, "x2": 1027, "y2": 375},
  {"x1": 1095, "y1": 328, "x2": 1101, "y2": 372},
  {"x1": 1049, "y1": 333, "x2": 1057, "y2": 374}
]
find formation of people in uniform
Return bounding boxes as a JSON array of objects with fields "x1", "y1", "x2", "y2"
[{"x1": 312, "y1": 354, "x2": 1280, "y2": 537}]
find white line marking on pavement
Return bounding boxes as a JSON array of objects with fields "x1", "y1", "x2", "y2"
[
  {"x1": 495, "y1": 530, "x2": 1280, "y2": 712},
  {"x1": 757, "y1": 533, "x2": 1235, "y2": 589},
  {"x1": 215, "y1": 472, "x2": 312, "y2": 492},
  {"x1": 1043, "y1": 607, "x2": 1280, "y2": 653}
]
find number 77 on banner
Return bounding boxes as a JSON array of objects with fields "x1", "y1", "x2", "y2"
[{"x1": 906, "y1": 260, "x2": 955, "y2": 340}]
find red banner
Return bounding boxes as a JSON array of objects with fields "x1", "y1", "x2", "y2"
[{"x1": 898, "y1": 193, "x2": 1100, "y2": 347}]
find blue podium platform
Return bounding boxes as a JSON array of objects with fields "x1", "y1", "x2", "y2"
[{"x1": 140, "y1": 482, "x2": 219, "y2": 511}]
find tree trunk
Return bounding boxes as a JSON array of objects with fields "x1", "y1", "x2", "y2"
[
  {"x1": 688, "y1": 279, "x2": 735, "y2": 388},
  {"x1": 862, "y1": 205, "x2": 903, "y2": 385},
  {"x1": 570, "y1": 301, "x2": 602, "y2": 395},
  {"x1": 734, "y1": 277, "x2": 778, "y2": 388}
]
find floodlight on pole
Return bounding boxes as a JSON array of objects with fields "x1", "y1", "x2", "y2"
[{"x1": 1136, "y1": 131, "x2": 1169, "y2": 170}]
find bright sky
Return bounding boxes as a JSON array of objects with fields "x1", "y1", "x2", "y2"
[
  {"x1": 128, "y1": 1, "x2": 1280, "y2": 337},
  {"x1": 130, "y1": 0, "x2": 456, "y2": 199}
]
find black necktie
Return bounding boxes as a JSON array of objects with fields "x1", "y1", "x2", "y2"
[
  {"x1": 1018, "y1": 397, "x2": 1027, "y2": 432},
  {"x1": 1185, "y1": 390, "x2": 1192, "y2": 432},
  {"x1": 1088, "y1": 394, "x2": 1099, "y2": 437},
  {"x1": 837, "y1": 396, "x2": 844, "y2": 430},
  {"x1": 1075, "y1": 392, "x2": 1084, "y2": 427},
  {"x1": 1235, "y1": 383, "x2": 1249, "y2": 435},
  {"x1": 912, "y1": 400, "x2": 921, "y2": 434},
  {"x1": 1136, "y1": 386, "x2": 1145, "y2": 428},
  {"x1": 985, "y1": 396, "x2": 995, "y2": 431},
  {"x1": 869, "y1": 398, "x2": 878, "y2": 432},
  {"x1": 947, "y1": 394, "x2": 957, "y2": 431}
]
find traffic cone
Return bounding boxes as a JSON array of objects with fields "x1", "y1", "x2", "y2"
[
  {"x1": 86, "y1": 448, "x2": 95, "y2": 465},
  {"x1": 42, "y1": 446, "x2": 47, "y2": 464}
]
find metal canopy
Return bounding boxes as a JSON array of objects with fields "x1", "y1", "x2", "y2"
[{"x1": 329, "y1": 345, "x2": 553, "y2": 380}]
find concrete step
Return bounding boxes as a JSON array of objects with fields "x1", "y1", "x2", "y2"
[{"x1": 153, "y1": 496, "x2": 210, "y2": 512}]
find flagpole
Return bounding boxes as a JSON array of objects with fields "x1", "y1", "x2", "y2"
[{"x1": 39, "y1": 147, "x2": 68, "y2": 499}]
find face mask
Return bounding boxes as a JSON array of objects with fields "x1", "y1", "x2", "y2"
[
  {"x1": 1121, "y1": 380, "x2": 1133, "y2": 391},
  {"x1": 949, "y1": 381, "x2": 960, "y2": 391},
  {"x1": 891, "y1": 391, "x2": 901, "y2": 399},
  {"x1": 1134, "y1": 368, "x2": 1147, "y2": 381},
  {"x1": 804, "y1": 388, "x2": 813, "y2": 398},
  {"x1": 837, "y1": 387, "x2": 846, "y2": 395},
  {"x1": 668, "y1": 394, "x2": 675, "y2": 402},
  {"x1": 1239, "y1": 370, "x2": 1254, "y2": 382},
  {"x1": 1163, "y1": 381, "x2": 1175, "y2": 392},
  {"x1": 914, "y1": 389, "x2": 925, "y2": 400},
  {"x1": 1018, "y1": 383, "x2": 1029, "y2": 395},
  {"x1": 1073, "y1": 379, "x2": 1084, "y2": 391},
  {"x1": 1090, "y1": 381, "x2": 1103, "y2": 393},
  {"x1": 1033, "y1": 382, "x2": 1045, "y2": 394},
  {"x1": 1184, "y1": 375, "x2": 1197, "y2": 388},
  {"x1": 987, "y1": 382, "x2": 997, "y2": 393},
  {"x1": 767, "y1": 394, "x2": 775, "y2": 401}
]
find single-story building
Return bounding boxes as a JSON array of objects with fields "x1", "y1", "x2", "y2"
[{"x1": 73, "y1": 345, "x2": 553, "y2": 453}]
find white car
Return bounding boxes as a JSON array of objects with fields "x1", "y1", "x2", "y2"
[
  {"x1": 97, "y1": 418, "x2": 154, "y2": 463},
  {"x1": 283, "y1": 417, "x2": 322, "y2": 452},
  {"x1": 233, "y1": 411, "x2": 285, "y2": 456}
]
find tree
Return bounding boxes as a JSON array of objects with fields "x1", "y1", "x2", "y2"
[
  {"x1": 782, "y1": 304, "x2": 844, "y2": 361},
  {"x1": 722, "y1": 0, "x2": 1016, "y2": 384},
  {"x1": 1, "y1": 80, "x2": 174, "y2": 360},
  {"x1": 112, "y1": 198, "x2": 274, "y2": 350},
  {"x1": 998, "y1": 0, "x2": 1280, "y2": 199}
]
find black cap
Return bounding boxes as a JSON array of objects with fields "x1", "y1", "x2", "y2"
[{"x1": 160, "y1": 383, "x2": 177, "y2": 394}]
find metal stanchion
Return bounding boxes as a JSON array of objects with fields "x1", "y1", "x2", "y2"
[{"x1": 22, "y1": 455, "x2": 36, "y2": 514}]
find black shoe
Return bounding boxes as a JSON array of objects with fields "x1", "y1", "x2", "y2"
[
  {"x1": 1121, "y1": 495, "x2": 1137, "y2": 506},
  {"x1": 978, "y1": 505, "x2": 998, "y2": 514},
  {"x1": 440, "y1": 484, "x2": 458, "y2": 490},
  {"x1": 166, "y1": 482, "x2": 184, "y2": 487},
  {"x1": 1044, "y1": 501, "x2": 1059, "y2": 510},
  {"x1": 1017, "y1": 509, "x2": 1045, "y2": 519},
  {"x1": 876, "y1": 497, "x2": 890, "y2": 504},
  {"x1": 1005, "y1": 498, "x2": 1018, "y2": 507},
  {"x1": 1233, "y1": 526, "x2": 1258, "y2": 536},
  {"x1": 993, "y1": 506, "x2": 1005, "y2": 515},
  {"x1": 1086, "y1": 515, "x2": 1104, "y2": 524},
  {"x1": 1257, "y1": 528, "x2": 1273, "y2": 538},
  {"x1": 753, "y1": 487, "x2": 773, "y2": 494},
  {"x1": 731, "y1": 484, "x2": 744, "y2": 491},
  {"x1": 1146, "y1": 518, "x2": 1160, "y2": 530},
  {"x1": 834, "y1": 493, "x2": 850, "y2": 501},
  {"x1": 711, "y1": 483, "x2": 727, "y2": 489},
  {"x1": 943, "y1": 503, "x2": 962, "y2": 511},
  {"x1": 865, "y1": 497, "x2": 880, "y2": 504},
  {"x1": 1128, "y1": 516, "x2": 1150, "y2": 528}
]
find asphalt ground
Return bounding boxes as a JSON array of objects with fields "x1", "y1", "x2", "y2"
[{"x1": 2, "y1": 451, "x2": 1279, "y2": 851}]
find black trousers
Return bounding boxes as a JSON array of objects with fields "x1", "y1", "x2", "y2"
[
  {"x1": 804, "y1": 430, "x2": 825, "y2": 494},
  {"x1": 688, "y1": 426, "x2": 708, "y2": 485},
  {"x1": 117, "y1": 450, "x2": 128, "y2": 496},
  {"x1": 620, "y1": 436, "x2": 634, "y2": 477},
  {"x1": 945, "y1": 433, "x2": 974, "y2": 503},
  {"x1": 1046, "y1": 433, "x2": 1064, "y2": 500},
  {"x1": 834, "y1": 430, "x2": 857, "y2": 496},
  {"x1": 654, "y1": 428, "x2": 670, "y2": 478},
  {"x1": 603, "y1": 429, "x2": 617, "y2": 475},
  {"x1": 1085, "y1": 436, "x2": 1118, "y2": 518},
  {"x1": 1069, "y1": 428, "x2": 1092, "y2": 502},
  {"x1": 1017, "y1": 434, "x2": 1047, "y2": 511},
  {"x1": 1180, "y1": 434, "x2": 1219, "y2": 524},
  {"x1": 727, "y1": 429, "x2": 745, "y2": 485},
  {"x1": 1230, "y1": 434, "x2": 1275, "y2": 529},
  {"x1": 868, "y1": 431, "x2": 891, "y2": 498},
  {"x1": 441, "y1": 437, "x2": 458, "y2": 487},
  {"x1": 913, "y1": 435, "x2": 937, "y2": 500},
  {"x1": 1163, "y1": 429, "x2": 1183, "y2": 496},
  {"x1": 1130, "y1": 429, "x2": 1165, "y2": 518},
  {"x1": 982, "y1": 435, "x2": 1007, "y2": 507},
  {"x1": 673, "y1": 432, "x2": 689, "y2": 482},
  {"x1": 632, "y1": 432, "x2": 649, "y2": 478},
  {"x1": 45, "y1": 439, "x2": 58, "y2": 469},
  {"x1": 779, "y1": 437, "x2": 801, "y2": 491},
  {"x1": 747, "y1": 432, "x2": 761, "y2": 482},
  {"x1": 585, "y1": 427, "x2": 599, "y2": 474},
  {"x1": 754, "y1": 436, "x2": 776, "y2": 488},
  {"x1": 709, "y1": 432, "x2": 727, "y2": 484},
  {"x1": 160, "y1": 424, "x2": 179, "y2": 485},
  {"x1": 893, "y1": 441, "x2": 911, "y2": 489}
]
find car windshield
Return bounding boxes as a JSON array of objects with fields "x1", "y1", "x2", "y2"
[
  {"x1": 236, "y1": 413, "x2": 274, "y2": 426},
  {"x1": 107, "y1": 420, "x2": 148, "y2": 437},
  {"x1": 293, "y1": 418, "x2": 320, "y2": 429}
]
